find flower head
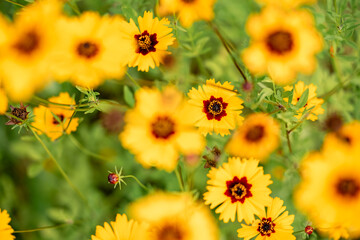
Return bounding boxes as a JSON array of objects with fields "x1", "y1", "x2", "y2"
[
  {"x1": 120, "y1": 86, "x2": 205, "y2": 172},
  {"x1": 32, "y1": 92, "x2": 79, "y2": 141},
  {"x1": 129, "y1": 192, "x2": 219, "y2": 240},
  {"x1": 118, "y1": 11, "x2": 175, "y2": 71},
  {"x1": 91, "y1": 213, "x2": 149, "y2": 240},
  {"x1": 0, "y1": 209, "x2": 15, "y2": 240},
  {"x1": 242, "y1": 7, "x2": 322, "y2": 85},
  {"x1": 187, "y1": 79, "x2": 244, "y2": 136},
  {"x1": 203, "y1": 157, "x2": 273, "y2": 223},
  {"x1": 237, "y1": 197, "x2": 295, "y2": 240},
  {"x1": 5, "y1": 103, "x2": 30, "y2": 125},
  {"x1": 226, "y1": 113, "x2": 280, "y2": 161}
]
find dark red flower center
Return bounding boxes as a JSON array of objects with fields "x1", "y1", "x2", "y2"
[
  {"x1": 135, "y1": 30, "x2": 158, "y2": 56},
  {"x1": 224, "y1": 176, "x2": 252, "y2": 203},
  {"x1": 266, "y1": 31, "x2": 293, "y2": 55},
  {"x1": 157, "y1": 224, "x2": 184, "y2": 240},
  {"x1": 245, "y1": 125, "x2": 265, "y2": 142},
  {"x1": 203, "y1": 96, "x2": 228, "y2": 121},
  {"x1": 336, "y1": 178, "x2": 360, "y2": 198},
  {"x1": 52, "y1": 114, "x2": 65, "y2": 125},
  {"x1": 257, "y1": 218, "x2": 276, "y2": 237},
  {"x1": 151, "y1": 116, "x2": 175, "y2": 139},
  {"x1": 14, "y1": 30, "x2": 40, "y2": 55},
  {"x1": 77, "y1": 41, "x2": 99, "y2": 59}
]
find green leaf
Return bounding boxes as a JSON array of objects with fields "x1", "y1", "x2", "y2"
[
  {"x1": 296, "y1": 89, "x2": 309, "y2": 109},
  {"x1": 124, "y1": 86, "x2": 135, "y2": 108},
  {"x1": 75, "y1": 86, "x2": 89, "y2": 94}
]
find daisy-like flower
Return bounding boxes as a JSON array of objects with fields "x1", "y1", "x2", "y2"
[
  {"x1": 295, "y1": 147, "x2": 360, "y2": 239},
  {"x1": 255, "y1": 0, "x2": 316, "y2": 9},
  {"x1": 323, "y1": 121, "x2": 360, "y2": 154},
  {"x1": 0, "y1": 88, "x2": 8, "y2": 114},
  {"x1": 158, "y1": 0, "x2": 216, "y2": 27},
  {"x1": 226, "y1": 113, "x2": 280, "y2": 161},
  {"x1": 242, "y1": 7, "x2": 322, "y2": 85},
  {"x1": 0, "y1": 209, "x2": 15, "y2": 240},
  {"x1": 283, "y1": 81, "x2": 324, "y2": 121},
  {"x1": 118, "y1": 11, "x2": 175, "y2": 72},
  {"x1": 52, "y1": 13, "x2": 128, "y2": 88},
  {"x1": 129, "y1": 192, "x2": 219, "y2": 240},
  {"x1": 91, "y1": 213, "x2": 149, "y2": 240},
  {"x1": 120, "y1": 86, "x2": 205, "y2": 172},
  {"x1": 187, "y1": 79, "x2": 244, "y2": 136},
  {"x1": 237, "y1": 197, "x2": 295, "y2": 240},
  {"x1": 0, "y1": 0, "x2": 62, "y2": 101},
  {"x1": 32, "y1": 92, "x2": 79, "y2": 141},
  {"x1": 203, "y1": 157, "x2": 273, "y2": 223}
]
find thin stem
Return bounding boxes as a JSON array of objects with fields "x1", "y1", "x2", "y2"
[
  {"x1": 293, "y1": 230, "x2": 305, "y2": 234},
  {"x1": 285, "y1": 123, "x2": 293, "y2": 154},
  {"x1": 209, "y1": 22, "x2": 248, "y2": 83},
  {"x1": 29, "y1": 127, "x2": 87, "y2": 204},
  {"x1": 126, "y1": 72, "x2": 141, "y2": 89},
  {"x1": 175, "y1": 165, "x2": 185, "y2": 191},
  {"x1": 68, "y1": 134, "x2": 108, "y2": 161},
  {"x1": 14, "y1": 222, "x2": 72, "y2": 233},
  {"x1": 123, "y1": 175, "x2": 149, "y2": 191},
  {"x1": 4, "y1": 0, "x2": 24, "y2": 7},
  {"x1": 66, "y1": 1, "x2": 81, "y2": 15},
  {"x1": 288, "y1": 120, "x2": 304, "y2": 134}
]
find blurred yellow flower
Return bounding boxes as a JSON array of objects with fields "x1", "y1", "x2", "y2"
[
  {"x1": 120, "y1": 87, "x2": 205, "y2": 172},
  {"x1": 129, "y1": 192, "x2": 219, "y2": 240},
  {"x1": 187, "y1": 79, "x2": 244, "y2": 136},
  {"x1": 0, "y1": 209, "x2": 14, "y2": 240},
  {"x1": 0, "y1": 0, "x2": 62, "y2": 101},
  {"x1": 91, "y1": 213, "x2": 149, "y2": 240},
  {"x1": 158, "y1": 0, "x2": 216, "y2": 27},
  {"x1": 255, "y1": 0, "x2": 316, "y2": 9},
  {"x1": 0, "y1": 88, "x2": 8, "y2": 114},
  {"x1": 32, "y1": 92, "x2": 79, "y2": 141},
  {"x1": 118, "y1": 11, "x2": 175, "y2": 72},
  {"x1": 283, "y1": 81, "x2": 324, "y2": 121},
  {"x1": 203, "y1": 157, "x2": 272, "y2": 223},
  {"x1": 242, "y1": 7, "x2": 322, "y2": 85},
  {"x1": 226, "y1": 113, "x2": 280, "y2": 161},
  {"x1": 52, "y1": 12, "x2": 128, "y2": 88},
  {"x1": 237, "y1": 197, "x2": 295, "y2": 240},
  {"x1": 295, "y1": 147, "x2": 360, "y2": 239}
]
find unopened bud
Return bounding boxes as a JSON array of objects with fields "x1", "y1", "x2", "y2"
[{"x1": 305, "y1": 226, "x2": 313, "y2": 235}]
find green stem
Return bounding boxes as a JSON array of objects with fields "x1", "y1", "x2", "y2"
[
  {"x1": 126, "y1": 72, "x2": 141, "y2": 89},
  {"x1": 29, "y1": 127, "x2": 87, "y2": 204},
  {"x1": 293, "y1": 230, "x2": 305, "y2": 234},
  {"x1": 68, "y1": 134, "x2": 108, "y2": 161},
  {"x1": 66, "y1": 1, "x2": 81, "y2": 15},
  {"x1": 285, "y1": 123, "x2": 293, "y2": 154},
  {"x1": 175, "y1": 165, "x2": 185, "y2": 191},
  {"x1": 4, "y1": 0, "x2": 24, "y2": 7},
  {"x1": 14, "y1": 222, "x2": 72, "y2": 233},
  {"x1": 123, "y1": 175, "x2": 149, "y2": 191}
]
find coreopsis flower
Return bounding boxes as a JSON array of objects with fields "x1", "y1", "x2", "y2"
[
  {"x1": 5, "y1": 103, "x2": 30, "y2": 125},
  {"x1": 283, "y1": 81, "x2": 324, "y2": 121},
  {"x1": 32, "y1": 92, "x2": 79, "y2": 141},
  {"x1": 91, "y1": 214, "x2": 149, "y2": 240},
  {"x1": 323, "y1": 121, "x2": 360, "y2": 154},
  {"x1": 295, "y1": 147, "x2": 360, "y2": 239},
  {"x1": 226, "y1": 113, "x2": 280, "y2": 161},
  {"x1": 0, "y1": 209, "x2": 15, "y2": 240},
  {"x1": 255, "y1": 0, "x2": 316, "y2": 9},
  {"x1": 129, "y1": 192, "x2": 219, "y2": 240},
  {"x1": 242, "y1": 7, "x2": 322, "y2": 85},
  {"x1": 237, "y1": 197, "x2": 295, "y2": 240},
  {"x1": 158, "y1": 0, "x2": 216, "y2": 27},
  {"x1": 120, "y1": 86, "x2": 205, "y2": 172},
  {"x1": 187, "y1": 79, "x2": 244, "y2": 136},
  {"x1": 118, "y1": 11, "x2": 175, "y2": 72},
  {"x1": 0, "y1": 88, "x2": 8, "y2": 114},
  {"x1": 52, "y1": 13, "x2": 128, "y2": 88},
  {"x1": 203, "y1": 157, "x2": 273, "y2": 223},
  {"x1": 0, "y1": 0, "x2": 62, "y2": 101}
]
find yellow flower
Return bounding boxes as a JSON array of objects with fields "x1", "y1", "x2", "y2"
[
  {"x1": 226, "y1": 113, "x2": 280, "y2": 161},
  {"x1": 52, "y1": 12, "x2": 128, "y2": 88},
  {"x1": 32, "y1": 92, "x2": 79, "y2": 141},
  {"x1": 242, "y1": 7, "x2": 322, "y2": 85},
  {"x1": 237, "y1": 197, "x2": 295, "y2": 240},
  {"x1": 187, "y1": 79, "x2": 244, "y2": 136},
  {"x1": 203, "y1": 157, "x2": 273, "y2": 223},
  {"x1": 129, "y1": 192, "x2": 219, "y2": 240},
  {"x1": 0, "y1": 209, "x2": 15, "y2": 240},
  {"x1": 91, "y1": 214, "x2": 149, "y2": 240},
  {"x1": 255, "y1": 0, "x2": 316, "y2": 9},
  {"x1": 158, "y1": 0, "x2": 216, "y2": 27},
  {"x1": 295, "y1": 147, "x2": 360, "y2": 239},
  {"x1": 323, "y1": 121, "x2": 360, "y2": 154},
  {"x1": 0, "y1": 0, "x2": 62, "y2": 101},
  {"x1": 0, "y1": 88, "x2": 8, "y2": 114},
  {"x1": 283, "y1": 81, "x2": 324, "y2": 121},
  {"x1": 118, "y1": 11, "x2": 175, "y2": 72},
  {"x1": 120, "y1": 86, "x2": 205, "y2": 172}
]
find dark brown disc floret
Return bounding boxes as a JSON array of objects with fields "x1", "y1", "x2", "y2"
[
  {"x1": 203, "y1": 96, "x2": 228, "y2": 121},
  {"x1": 336, "y1": 178, "x2": 360, "y2": 198},
  {"x1": 245, "y1": 125, "x2": 265, "y2": 142},
  {"x1": 151, "y1": 116, "x2": 176, "y2": 139},
  {"x1": 224, "y1": 176, "x2": 253, "y2": 203},
  {"x1": 266, "y1": 31, "x2": 293, "y2": 55},
  {"x1": 135, "y1": 30, "x2": 158, "y2": 56},
  {"x1": 257, "y1": 217, "x2": 276, "y2": 237},
  {"x1": 77, "y1": 41, "x2": 99, "y2": 59},
  {"x1": 14, "y1": 30, "x2": 40, "y2": 55}
]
